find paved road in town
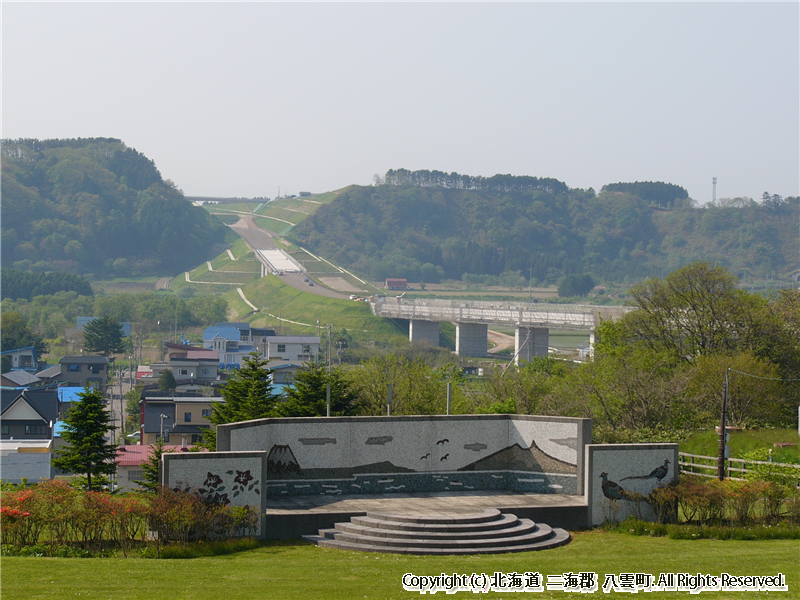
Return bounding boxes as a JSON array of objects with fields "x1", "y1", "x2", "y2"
[{"x1": 227, "y1": 216, "x2": 350, "y2": 300}]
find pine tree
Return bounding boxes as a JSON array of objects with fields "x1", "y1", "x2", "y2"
[
  {"x1": 158, "y1": 369, "x2": 177, "y2": 391},
  {"x1": 280, "y1": 362, "x2": 358, "y2": 417},
  {"x1": 204, "y1": 353, "x2": 280, "y2": 450},
  {"x1": 134, "y1": 436, "x2": 167, "y2": 493},
  {"x1": 52, "y1": 389, "x2": 117, "y2": 491},
  {"x1": 83, "y1": 316, "x2": 126, "y2": 357}
]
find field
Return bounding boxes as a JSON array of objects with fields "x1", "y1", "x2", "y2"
[{"x1": 2, "y1": 533, "x2": 796, "y2": 599}]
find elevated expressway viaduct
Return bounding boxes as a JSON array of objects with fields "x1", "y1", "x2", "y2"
[{"x1": 369, "y1": 298, "x2": 632, "y2": 361}]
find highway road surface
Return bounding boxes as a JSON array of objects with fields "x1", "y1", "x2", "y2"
[{"x1": 227, "y1": 216, "x2": 351, "y2": 300}]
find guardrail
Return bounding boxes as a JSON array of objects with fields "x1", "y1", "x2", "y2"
[
  {"x1": 369, "y1": 297, "x2": 631, "y2": 330},
  {"x1": 678, "y1": 451, "x2": 800, "y2": 482}
]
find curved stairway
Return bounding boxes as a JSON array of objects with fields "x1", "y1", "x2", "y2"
[{"x1": 303, "y1": 508, "x2": 570, "y2": 555}]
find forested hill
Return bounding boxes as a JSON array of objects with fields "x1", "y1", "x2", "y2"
[
  {"x1": 293, "y1": 171, "x2": 798, "y2": 285},
  {"x1": 1, "y1": 138, "x2": 226, "y2": 277}
]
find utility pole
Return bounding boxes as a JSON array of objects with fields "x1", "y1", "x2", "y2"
[
  {"x1": 717, "y1": 368, "x2": 730, "y2": 480},
  {"x1": 326, "y1": 324, "x2": 332, "y2": 374},
  {"x1": 528, "y1": 261, "x2": 533, "y2": 306}
]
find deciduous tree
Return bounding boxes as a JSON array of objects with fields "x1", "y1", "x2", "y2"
[{"x1": 0, "y1": 311, "x2": 48, "y2": 356}]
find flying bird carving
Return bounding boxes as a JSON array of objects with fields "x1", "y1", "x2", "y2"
[
  {"x1": 436, "y1": 438, "x2": 449, "y2": 446},
  {"x1": 420, "y1": 453, "x2": 430, "y2": 460},
  {"x1": 621, "y1": 459, "x2": 671, "y2": 483},
  {"x1": 440, "y1": 454, "x2": 449, "y2": 461}
]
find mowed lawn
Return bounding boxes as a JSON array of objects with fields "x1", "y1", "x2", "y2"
[{"x1": 2, "y1": 533, "x2": 798, "y2": 599}]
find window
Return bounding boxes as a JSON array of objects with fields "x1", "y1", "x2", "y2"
[
  {"x1": 184, "y1": 412, "x2": 192, "y2": 422},
  {"x1": 200, "y1": 367, "x2": 209, "y2": 375},
  {"x1": 302, "y1": 344, "x2": 311, "y2": 353},
  {"x1": 277, "y1": 344, "x2": 286, "y2": 353},
  {"x1": 1, "y1": 423, "x2": 8, "y2": 435},
  {"x1": 69, "y1": 364, "x2": 81, "y2": 372},
  {"x1": 25, "y1": 424, "x2": 47, "y2": 435},
  {"x1": 202, "y1": 409, "x2": 212, "y2": 418},
  {"x1": 178, "y1": 369, "x2": 188, "y2": 376},
  {"x1": 128, "y1": 470, "x2": 143, "y2": 481}
]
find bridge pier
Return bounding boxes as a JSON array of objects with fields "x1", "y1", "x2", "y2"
[
  {"x1": 409, "y1": 320, "x2": 440, "y2": 346},
  {"x1": 456, "y1": 322, "x2": 488, "y2": 357},
  {"x1": 515, "y1": 326, "x2": 549, "y2": 364}
]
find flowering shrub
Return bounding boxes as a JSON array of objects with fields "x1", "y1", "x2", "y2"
[
  {"x1": 146, "y1": 486, "x2": 260, "y2": 557},
  {"x1": 724, "y1": 479, "x2": 767, "y2": 525}
]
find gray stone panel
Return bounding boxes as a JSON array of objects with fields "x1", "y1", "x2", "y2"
[
  {"x1": 210, "y1": 415, "x2": 591, "y2": 498},
  {"x1": 163, "y1": 451, "x2": 268, "y2": 536},
  {"x1": 585, "y1": 443, "x2": 679, "y2": 526}
]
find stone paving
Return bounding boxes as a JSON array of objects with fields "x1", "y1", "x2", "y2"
[{"x1": 267, "y1": 490, "x2": 587, "y2": 516}]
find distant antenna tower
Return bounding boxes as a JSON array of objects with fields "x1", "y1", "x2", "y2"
[{"x1": 712, "y1": 177, "x2": 717, "y2": 203}]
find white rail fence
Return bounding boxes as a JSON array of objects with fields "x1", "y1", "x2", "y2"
[{"x1": 678, "y1": 451, "x2": 800, "y2": 482}]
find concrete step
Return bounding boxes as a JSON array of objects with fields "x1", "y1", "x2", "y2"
[
  {"x1": 332, "y1": 516, "x2": 535, "y2": 540},
  {"x1": 327, "y1": 523, "x2": 556, "y2": 549},
  {"x1": 305, "y1": 527, "x2": 572, "y2": 555},
  {"x1": 305, "y1": 510, "x2": 571, "y2": 555},
  {"x1": 348, "y1": 512, "x2": 520, "y2": 534}
]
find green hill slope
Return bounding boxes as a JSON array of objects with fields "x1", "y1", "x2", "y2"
[
  {"x1": 291, "y1": 172, "x2": 798, "y2": 285},
  {"x1": 1, "y1": 138, "x2": 226, "y2": 278}
]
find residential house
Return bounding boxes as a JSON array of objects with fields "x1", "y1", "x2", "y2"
[
  {"x1": 203, "y1": 324, "x2": 255, "y2": 367},
  {"x1": 1, "y1": 388, "x2": 59, "y2": 441},
  {"x1": 203, "y1": 323, "x2": 319, "y2": 367},
  {"x1": 57, "y1": 356, "x2": 109, "y2": 391},
  {"x1": 1, "y1": 346, "x2": 39, "y2": 373},
  {"x1": 34, "y1": 364, "x2": 62, "y2": 385},
  {"x1": 0, "y1": 439, "x2": 53, "y2": 484},
  {"x1": 139, "y1": 394, "x2": 222, "y2": 445},
  {"x1": 0, "y1": 388, "x2": 59, "y2": 483},
  {"x1": 265, "y1": 359, "x2": 303, "y2": 384},
  {"x1": 140, "y1": 343, "x2": 222, "y2": 393},
  {"x1": 0, "y1": 370, "x2": 42, "y2": 389},
  {"x1": 115, "y1": 443, "x2": 206, "y2": 491},
  {"x1": 264, "y1": 336, "x2": 319, "y2": 363}
]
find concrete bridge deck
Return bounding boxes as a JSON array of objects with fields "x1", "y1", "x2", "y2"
[{"x1": 369, "y1": 298, "x2": 632, "y2": 360}]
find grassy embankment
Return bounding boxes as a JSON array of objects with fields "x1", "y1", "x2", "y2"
[
  {"x1": 2, "y1": 533, "x2": 797, "y2": 600},
  {"x1": 680, "y1": 429, "x2": 800, "y2": 463},
  {"x1": 221, "y1": 275, "x2": 406, "y2": 347}
]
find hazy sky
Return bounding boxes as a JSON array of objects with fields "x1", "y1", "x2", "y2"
[{"x1": 3, "y1": 2, "x2": 798, "y2": 202}]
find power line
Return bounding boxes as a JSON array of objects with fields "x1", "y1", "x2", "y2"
[{"x1": 727, "y1": 368, "x2": 800, "y2": 382}]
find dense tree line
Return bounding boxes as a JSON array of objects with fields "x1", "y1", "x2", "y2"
[
  {"x1": 381, "y1": 169, "x2": 568, "y2": 195},
  {"x1": 601, "y1": 181, "x2": 688, "y2": 208},
  {"x1": 1, "y1": 138, "x2": 226, "y2": 277},
  {"x1": 1, "y1": 292, "x2": 228, "y2": 339},
  {"x1": 1, "y1": 269, "x2": 93, "y2": 300},
  {"x1": 293, "y1": 176, "x2": 797, "y2": 285}
]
